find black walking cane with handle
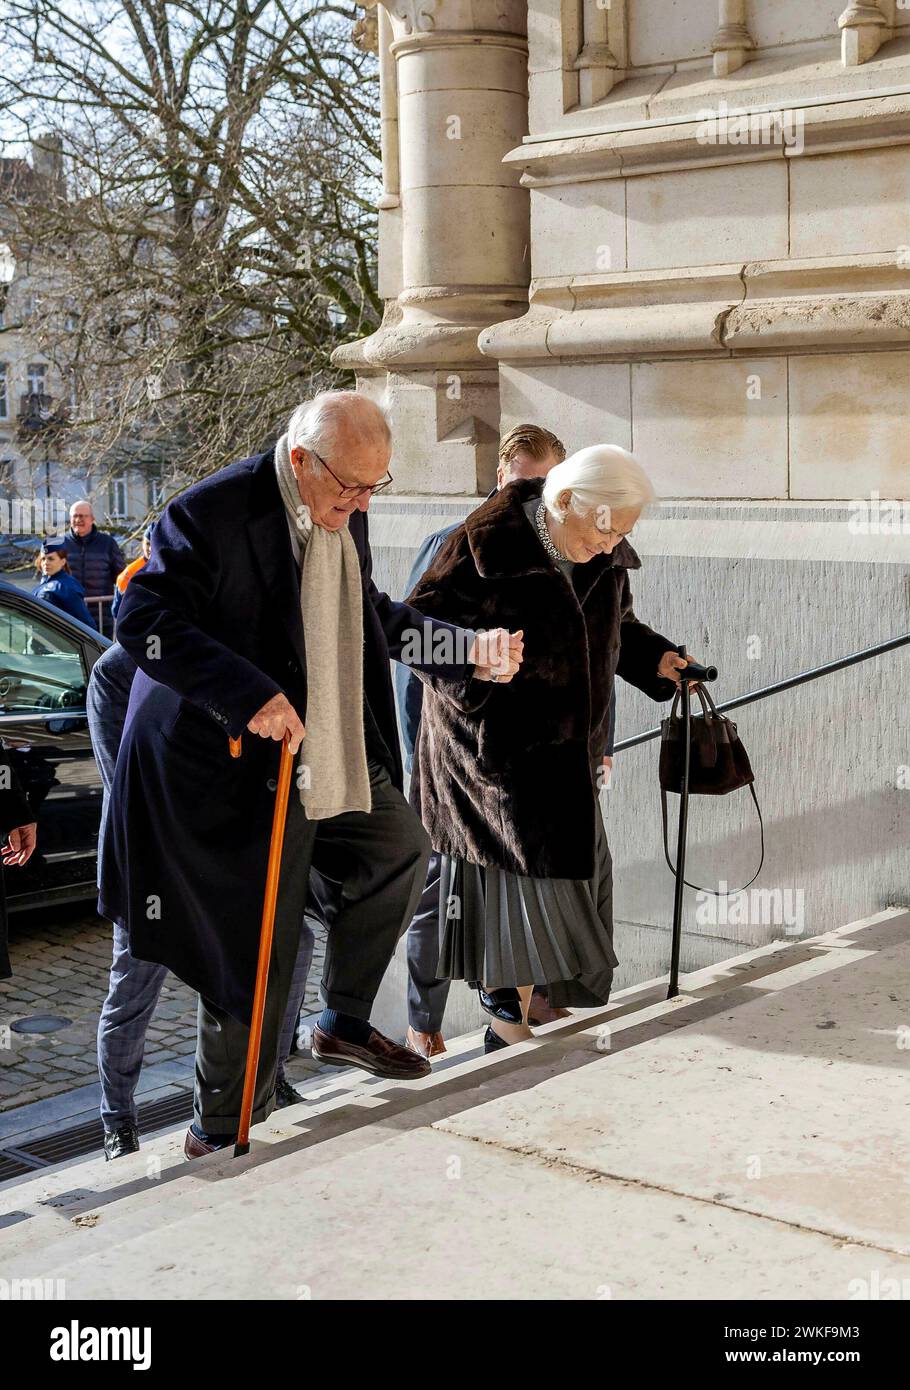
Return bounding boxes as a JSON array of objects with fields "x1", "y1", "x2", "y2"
[
  {"x1": 665, "y1": 647, "x2": 718, "y2": 999},
  {"x1": 232, "y1": 731, "x2": 295, "y2": 1158},
  {"x1": 667, "y1": 646, "x2": 690, "y2": 1000}
]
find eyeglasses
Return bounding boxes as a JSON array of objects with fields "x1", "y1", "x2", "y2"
[{"x1": 311, "y1": 450, "x2": 394, "y2": 500}]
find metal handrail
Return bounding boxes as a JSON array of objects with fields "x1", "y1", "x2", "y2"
[
  {"x1": 612, "y1": 630, "x2": 910, "y2": 1001},
  {"x1": 613, "y1": 632, "x2": 910, "y2": 754}
]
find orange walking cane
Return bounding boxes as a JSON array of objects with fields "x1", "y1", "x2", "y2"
[{"x1": 231, "y1": 731, "x2": 295, "y2": 1157}]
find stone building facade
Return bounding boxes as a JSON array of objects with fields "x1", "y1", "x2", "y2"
[
  {"x1": 1, "y1": 143, "x2": 161, "y2": 554},
  {"x1": 344, "y1": 1, "x2": 910, "y2": 1033}
]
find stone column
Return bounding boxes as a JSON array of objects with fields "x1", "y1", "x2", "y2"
[
  {"x1": 837, "y1": 2, "x2": 895, "y2": 66},
  {"x1": 711, "y1": 0, "x2": 755, "y2": 78},
  {"x1": 334, "y1": 0, "x2": 530, "y2": 494}
]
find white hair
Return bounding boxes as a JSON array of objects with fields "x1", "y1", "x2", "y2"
[
  {"x1": 287, "y1": 390, "x2": 391, "y2": 474},
  {"x1": 542, "y1": 444, "x2": 657, "y2": 523}
]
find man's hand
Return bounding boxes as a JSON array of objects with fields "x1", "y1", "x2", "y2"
[
  {"x1": 658, "y1": 651, "x2": 702, "y2": 689},
  {"x1": 2, "y1": 823, "x2": 37, "y2": 867},
  {"x1": 470, "y1": 628, "x2": 524, "y2": 684},
  {"x1": 247, "y1": 693, "x2": 306, "y2": 754}
]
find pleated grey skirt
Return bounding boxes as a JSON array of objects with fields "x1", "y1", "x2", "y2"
[{"x1": 436, "y1": 812, "x2": 618, "y2": 1008}]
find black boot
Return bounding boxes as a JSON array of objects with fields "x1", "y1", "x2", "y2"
[
  {"x1": 275, "y1": 1073, "x2": 305, "y2": 1109},
  {"x1": 483, "y1": 1025, "x2": 511, "y2": 1055},
  {"x1": 103, "y1": 1123, "x2": 140, "y2": 1161}
]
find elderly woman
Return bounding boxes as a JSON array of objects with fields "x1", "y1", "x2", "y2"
[{"x1": 408, "y1": 445, "x2": 697, "y2": 1051}]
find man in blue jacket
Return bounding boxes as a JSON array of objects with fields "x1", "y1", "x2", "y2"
[
  {"x1": 65, "y1": 500, "x2": 125, "y2": 637},
  {"x1": 103, "y1": 390, "x2": 522, "y2": 1156}
]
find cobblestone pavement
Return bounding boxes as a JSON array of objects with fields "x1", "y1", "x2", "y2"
[{"x1": 0, "y1": 902, "x2": 328, "y2": 1116}]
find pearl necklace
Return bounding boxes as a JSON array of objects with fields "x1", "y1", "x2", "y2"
[{"x1": 535, "y1": 501, "x2": 570, "y2": 563}]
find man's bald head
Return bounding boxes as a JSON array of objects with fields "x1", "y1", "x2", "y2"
[
  {"x1": 288, "y1": 391, "x2": 391, "y2": 461},
  {"x1": 286, "y1": 390, "x2": 393, "y2": 533}
]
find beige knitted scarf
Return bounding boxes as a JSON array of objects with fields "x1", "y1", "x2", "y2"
[{"x1": 273, "y1": 433, "x2": 371, "y2": 820}]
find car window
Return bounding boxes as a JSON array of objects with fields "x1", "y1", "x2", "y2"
[{"x1": 0, "y1": 600, "x2": 88, "y2": 714}]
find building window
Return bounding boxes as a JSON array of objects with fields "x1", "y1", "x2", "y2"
[
  {"x1": 108, "y1": 477, "x2": 128, "y2": 519},
  {"x1": 148, "y1": 474, "x2": 164, "y2": 508},
  {"x1": 0, "y1": 364, "x2": 8, "y2": 420},
  {"x1": 26, "y1": 362, "x2": 47, "y2": 397}
]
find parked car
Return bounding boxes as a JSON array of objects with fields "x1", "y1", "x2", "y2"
[
  {"x1": 0, "y1": 577, "x2": 108, "y2": 918},
  {"x1": 0, "y1": 535, "x2": 45, "y2": 573}
]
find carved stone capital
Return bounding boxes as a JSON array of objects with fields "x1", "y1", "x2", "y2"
[
  {"x1": 389, "y1": 0, "x2": 437, "y2": 34},
  {"x1": 352, "y1": 11, "x2": 380, "y2": 53}
]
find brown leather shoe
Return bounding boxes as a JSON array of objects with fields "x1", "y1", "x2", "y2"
[
  {"x1": 312, "y1": 1024, "x2": 431, "y2": 1079},
  {"x1": 528, "y1": 991, "x2": 571, "y2": 1027},
  {"x1": 184, "y1": 1127, "x2": 232, "y2": 1160},
  {"x1": 406, "y1": 1026, "x2": 447, "y2": 1059}
]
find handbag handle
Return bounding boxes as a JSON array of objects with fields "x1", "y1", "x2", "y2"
[
  {"x1": 661, "y1": 781, "x2": 764, "y2": 895},
  {"x1": 666, "y1": 682, "x2": 718, "y2": 768},
  {"x1": 667, "y1": 682, "x2": 712, "y2": 725}
]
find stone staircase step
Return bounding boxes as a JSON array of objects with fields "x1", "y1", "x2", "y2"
[{"x1": 1, "y1": 908, "x2": 905, "y2": 1293}]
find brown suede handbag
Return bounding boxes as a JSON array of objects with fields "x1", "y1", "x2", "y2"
[{"x1": 659, "y1": 682, "x2": 764, "y2": 894}]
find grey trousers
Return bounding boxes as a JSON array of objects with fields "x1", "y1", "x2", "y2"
[
  {"x1": 276, "y1": 916, "x2": 316, "y2": 1073},
  {"x1": 193, "y1": 760, "x2": 431, "y2": 1135},
  {"x1": 405, "y1": 852, "x2": 450, "y2": 1033}
]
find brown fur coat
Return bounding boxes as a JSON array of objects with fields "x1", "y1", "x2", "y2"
[{"x1": 408, "y1": 479, "x2": 678, "y2": 880}]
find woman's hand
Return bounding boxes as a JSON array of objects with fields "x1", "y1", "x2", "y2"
[
  {"x1": 658, "y1": 650, "x2": 702, "y2": 689},
  {"x1": 470, "y1": 628, "x2": 524, "y2": 683},
  {"x1": 2, "y1": 823, "x2": 37, "y2": 867}
]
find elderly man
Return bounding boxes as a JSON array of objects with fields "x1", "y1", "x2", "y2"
[
  {"x1": 90, "y1": 639, "x2": 336, "y2": 1160},
  {"x1": 65, "y1": 500, "x2": 125, "y2": 636},
  {"x1": 103, "y1": 390, "x2": 521, "y2": 1156}
]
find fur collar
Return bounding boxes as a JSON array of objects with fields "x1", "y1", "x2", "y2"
[{"x1": 464, "y1": 477, "x2": 643, "y2": 580}]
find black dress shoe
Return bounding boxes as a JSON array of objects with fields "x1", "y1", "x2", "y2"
[
  {"x1": 275, "y1": 1074, "x2": 305, "y2": 1109},
  {"x1": 474, "y1": 984, "x2": 523, "y2": 1024},
  {"x1": 483, "y1": 1025, "x2": 510, "y2": 1055},
  {"x1": 103, "y1": 1123, "x2": 140, "y2": 1161}
]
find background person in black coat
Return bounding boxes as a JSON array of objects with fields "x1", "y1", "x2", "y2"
[{"x1": 105, "y1": 390, "x2": 521, "y2": 1155}]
